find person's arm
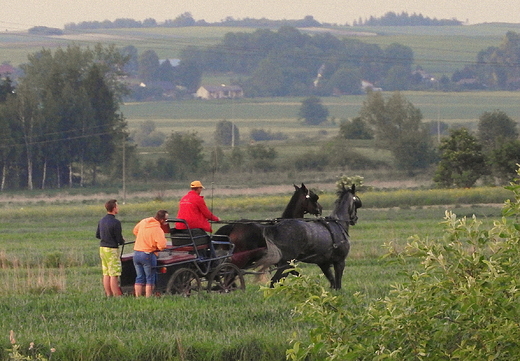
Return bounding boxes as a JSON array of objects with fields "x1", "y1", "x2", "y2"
[
  {"x1": 114, "y1": 220, "x2": 125, "y2": 245},
  {"x1": 197, "y1": 198, "x2": 220, "y2": 222},
  {"x1": 95, "y1": 223, "x2": 101, "y2": 240},
  {"x1": 154, "y1": 228, "x2": 167, "y2": 251}
]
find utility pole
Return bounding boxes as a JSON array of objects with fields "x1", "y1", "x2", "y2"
[{"x1": 122, "y1": 138, "x2": 126, "y2": 204}]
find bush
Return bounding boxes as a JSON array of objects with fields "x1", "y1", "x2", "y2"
[
  {"x1": 265, "y1": 170, "x2": 520, "y2": 360},
  {"x1": 250, "y1": 129, "x2": 288, "y2": 141}
]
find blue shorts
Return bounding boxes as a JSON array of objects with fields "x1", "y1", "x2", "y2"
[{"x1": 133, "y1": 251, "x2": 157, "y2": 285}]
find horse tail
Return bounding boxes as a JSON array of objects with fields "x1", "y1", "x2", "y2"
[{"x1": 254, "y1": 228, "x2": 282, "y2": 272}]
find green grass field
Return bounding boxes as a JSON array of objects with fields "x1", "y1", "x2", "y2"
[
  {"x1": 121, "y1": 91, "x2": 520, "y2": 148},
  {"x1": 0, "y1": 187, "x2": 509, "y2": 360}
]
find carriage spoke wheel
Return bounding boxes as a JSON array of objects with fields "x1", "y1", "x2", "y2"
[
  {"x1": 166, "y1": 268, "x2": 201, "y2": 296},
  {"x1": 207, "y1": 263, "x2": 245, "y2": 293}
]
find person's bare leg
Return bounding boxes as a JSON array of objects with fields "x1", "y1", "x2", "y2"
[
  {"x1": 145, "y1": 284, "x2": 154, "y2": 297},
  {"x1": 134, "y1": 284, "x2": 143, "y2": 297},
  {"x1": 110, "y1": 276, "x2": 122, "y2": 296},
  {"x1": 103, "y1": 275, "x2": 113, "y2": 296}
]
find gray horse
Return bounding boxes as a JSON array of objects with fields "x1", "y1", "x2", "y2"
[{"x1": 262, "y1": 184, "x2": 361, "y2": 289}]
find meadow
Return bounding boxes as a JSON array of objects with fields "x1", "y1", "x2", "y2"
[
  {"x1": 122, "y1": 91, "x2": 520, "y2": 149},
  {"x1": 0, "y1": 186, "x2": 509, "y2": 360},
  {"x1": 1, "y1": 22, "x2": 520, "y2": 359}
]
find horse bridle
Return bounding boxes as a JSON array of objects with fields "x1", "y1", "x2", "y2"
[{"x1": 303, "y1": 190, "x2": 320, "y2": 215}]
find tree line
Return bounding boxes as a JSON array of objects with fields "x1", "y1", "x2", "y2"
[
  {"x1": 21, "y1": 28, "x2": 520, "y2": 103},
  {"x1": 180, "y1": 26, "x2": 415, "y2": 97},
  {"x1": 62, "y1": 12, "x2": 461, "y2": 31},
  {"x1": 63, "y1": 13, "x2": 326, "y2": 30},
  {"x1": 339, "y1": 92, "x2": 520, "y2": 187},
  {"x1": 1, "y1": 40, "x2": 518, "y2": 191},
  {"x1": 353, "y1": 11, "x2": 463, "y2": 26},
  {"x1": 139, "y1": 92, "x2": 520, "y2": 189},
  {"x1": 0, "y1": 44, "x2": 131, "y2": 190}
]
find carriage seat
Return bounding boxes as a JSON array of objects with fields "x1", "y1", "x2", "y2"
[
  {"x1": 167, "y1": 218, "x2": 211, "y2": 246},
  {"x1": 169, "y1": 228, "x2": 210, "y2": 246}
]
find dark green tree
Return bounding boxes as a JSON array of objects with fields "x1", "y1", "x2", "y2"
[
  {"x1": 120, "y1": 45, "x2": 139, "y2": 75},
  {"x1": 339, "y1": 117, "x2": 373, "y2": 139},
  {"x1": 164, "y1": 131, "x2": 205, "y2": 179},
  {"x1": 0, "y1": 77, "x2": 14, "y2": 103},
  {"x1": 5, "y1": 44, "x2": 128, "y2": 190},
  {"x1": 489, "y1": 140, "x2": 520, "y2": 184},
  {"x1": 247, "y1": 143, "x2": 277, "y2": 172},
  {"x1": 383, "y1": 65, "x2": 411, "y2": 91},
  {"x1": 174, "y1": 60, "x2": 201, "y2": 93},
  {"x1": 326, "y1": 68, "x2": 362, "y2": 95},
  {"x1": 383, "y1": 43, "x2": 414, "y2": 73},
  {"x1": 132, "y1": 120, "x2": 166, "y2": 147},
  {"x1": 157, "y1": 59, "x2": 175, "y2": 83},
  {"x1": 138, "y1": 49, "x2": 160, "y2": 82},
  {"x1": 214, "y1": 120, "x2": 239, "y2": 146},
  {"x1": 434, "y1": 128, "x2": 488, "y2": 188},
  {"x1": 359, "y1": 91, "x2": 435, "y2": 172},
  {"x1": 298, "y1": 96, "x2": 329, "y2": 125},
  {"x1": 477, "y1": 110, "x2": 518, "y2": 153},
  {"x1": 229, "y1": 147, "x2": 245, "y2": 170}
]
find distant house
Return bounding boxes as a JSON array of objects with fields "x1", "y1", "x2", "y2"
[
  {"x1": 196, "y1": 85, "x2": 244, "y2": 99},
  {"x1": 361, "y1": 80, "x2": 382, "y2": 92}
]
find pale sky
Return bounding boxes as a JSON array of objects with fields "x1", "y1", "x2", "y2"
[{"x1": 2, "y1": 0, "x2": 520, "y2": 31}]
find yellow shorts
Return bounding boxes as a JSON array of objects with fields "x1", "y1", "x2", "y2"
[{"x1": 99, "y1": 247, "x2": 122, "y2": 277}]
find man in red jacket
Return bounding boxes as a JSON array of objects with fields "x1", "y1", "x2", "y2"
[{"x1": 176, "y1": 180, "x2": 220, "y2": 233}]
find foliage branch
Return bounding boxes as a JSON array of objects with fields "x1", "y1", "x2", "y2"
[{"x1": 264, "y1": 168, "x2": 520, "y2": 360}]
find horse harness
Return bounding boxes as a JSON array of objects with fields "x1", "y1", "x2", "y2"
[{"x1": 316, "y1": 217, "x2": 349, "y2": 249}]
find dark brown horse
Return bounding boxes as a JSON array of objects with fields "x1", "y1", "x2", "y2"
[
  {"x1": 262, "y1": 184, "x2": 361, "y2": 289},
  {"x1": 214, "y1": 184, "x2": 322, "y2": 269}
]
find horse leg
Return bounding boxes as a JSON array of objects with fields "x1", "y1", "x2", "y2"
[
  {"x1": 332, "y1": 259, "x2": 346, "y2": 290},
  {"x1": 318, "y1": 264, "x2": 336, "y2": 289},
  {"x1": 270, "y1": 262, "x2": 299, "y2": 287}
]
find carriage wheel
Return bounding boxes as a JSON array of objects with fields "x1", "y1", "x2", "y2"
[
  {"x1": 165, "y1": 268, "x2": 202, "y2": 296},
  {"x1": 207, "y1": 263, "x2": 245, "y2": 293}
]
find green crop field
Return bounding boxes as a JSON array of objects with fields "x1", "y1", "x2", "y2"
[
  {"x1": 4, "y1": 23, "x2": 520, "y2": 71},
  {"x1": 0, "y1": 187, "x2": 509, "y2": 360},
  {"x1": 121, "y1": 91, "x2": 520, "y2": 148}
]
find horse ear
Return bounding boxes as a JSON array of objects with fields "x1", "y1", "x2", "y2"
[
  {"x1": 352, "y1": 184, "x2": 356, "y2": 193},
  {"x1": 301, "y1": 183, "x2": 307, "y2": 191},
  {"x1": 294, "y1": 184, "x2": 299, "y2": 191}
]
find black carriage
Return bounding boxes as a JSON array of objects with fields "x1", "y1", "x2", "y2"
[{"x1": 120, "y1": 218, "x2": 245, "y2": 296}]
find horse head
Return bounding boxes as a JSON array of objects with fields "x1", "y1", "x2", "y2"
[
  {"x1": 332, "y1": 183, "x2": 361, "y2": 226},
  {"x1": 296, "y1": 183, "x2": 322, "y2": 217}
]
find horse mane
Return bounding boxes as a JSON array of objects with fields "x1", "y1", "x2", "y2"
[
  {"x1": 330, "y1": 184, "x2": 356, "y2": 220},
  {"x1": 281, "y1": 189, "x2": 300, "y2": 218}
]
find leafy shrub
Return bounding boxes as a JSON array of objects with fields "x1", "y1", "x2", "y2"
[
  {"x1": 290, "y1": 151, "x2": 329, "y2": 171},
  {"x1": 264, "y1": 171, "x2": 520, "y2": 360},
  {"x1": 250, "y1": 128, "x2": 288, "y2": 141}
]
